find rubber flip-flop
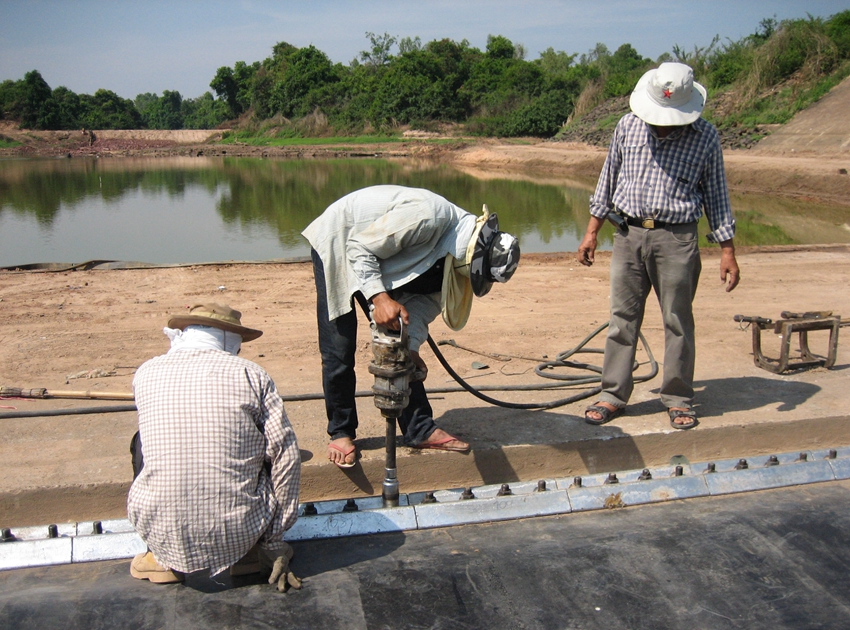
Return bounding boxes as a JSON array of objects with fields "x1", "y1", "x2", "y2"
[
  {"x1": 411, "y1": 435, "x2": 470, "y2": 452},
  {"x1": 328, "y1": 441, "x2": 357, "y2": 468},
  {"x1": 584, "y1": 403, "x2": 624, "y2": 425},
  {"x1": 668, "y1": 408, "x2": 698, "y2": 430}
]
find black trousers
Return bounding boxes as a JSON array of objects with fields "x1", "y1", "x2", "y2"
[{"x1": 312, "y1": 249, "x2": 437, "y2": 446}]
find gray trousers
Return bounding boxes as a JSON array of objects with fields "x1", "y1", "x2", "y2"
[{"x1": 598, "y1": 221, "x2": 701, "y2": 410}]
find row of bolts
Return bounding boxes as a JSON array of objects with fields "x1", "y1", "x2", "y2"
[
  {"x1": 298, "y1": 449, "x2": 841, "y2": 516},
  {"x1": 1, "y1": 449, "x2": 839, "y2": 544}
]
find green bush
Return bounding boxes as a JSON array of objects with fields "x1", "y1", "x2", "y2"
[
  {"x1": 826, "y1": 10, "x2": 850, "y2": 56},
  {"x1": 3, "y1": 11, "x2": 849, "y2": 137},
  {"x1": 499, "y1": 91, "x2": 572, "y2": 137},
  {"x1": 706, "y1": 40, "x2": 754, "y2": 88}
]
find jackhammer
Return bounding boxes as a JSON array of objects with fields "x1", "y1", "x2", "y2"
[{"x1": 368, "y1": 316, "x2": 415, "y2": 507}]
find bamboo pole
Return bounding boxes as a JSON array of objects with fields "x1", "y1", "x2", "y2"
[{"x1": 0, "y1": 387, "x2": 135, "y2": 401}]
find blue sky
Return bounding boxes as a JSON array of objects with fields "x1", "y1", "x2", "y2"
[{"x1": 1, "y1": 1, "x2": 847, "y2": 100}]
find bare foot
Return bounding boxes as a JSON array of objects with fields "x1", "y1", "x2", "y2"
[
  {"x1": 415, "y1": 428, "x2": 470, "y2": 452},
  {"x1": 328, "y1": 436, "x2": 357, "y2": 467},
  {"x1": 585, "y1": 401, "x2": 620, "y2": 423}
]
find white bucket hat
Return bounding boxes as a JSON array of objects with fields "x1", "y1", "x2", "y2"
[{"x1": 629, "y1": 62, "x2": 707, "y2": 126}]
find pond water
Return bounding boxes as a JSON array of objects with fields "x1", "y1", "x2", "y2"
[{"x1": 1, "y1": 156, "x2": 848, "y2": 267}]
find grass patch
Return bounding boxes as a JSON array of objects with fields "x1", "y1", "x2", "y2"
[
  {"x1": 698, "y1": 213, "x2": 796, "y2": 247},
  {"x1": 0, "y1": 135, "x2": 21, "y2": 149},
  {"x1": 596, "y1": 113, "x2": 623, "y2": 132}
]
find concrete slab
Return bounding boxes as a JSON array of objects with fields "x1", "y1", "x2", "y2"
[{"x1": 755, "y1": 75, "x2": 850, "y2": 154}]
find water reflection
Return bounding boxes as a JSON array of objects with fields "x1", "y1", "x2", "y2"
[{"x1": 1, "y1": 156, "x2": 848, "y2": 267}]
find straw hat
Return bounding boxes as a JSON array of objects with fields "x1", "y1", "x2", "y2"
[
  {"x1": 629, "y1": 62, "x2": 707, "y2": 126},
  {"x1": 167, "y1": 303, "x2": 263, "y2": 342}
]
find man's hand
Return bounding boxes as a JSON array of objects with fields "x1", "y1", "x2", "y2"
[
  {"x1": 719, "y1": 241, "x2": 740, "y2": 292},
  {"x1": 258, "y1": 543, "x2": 301, "y2": 593},
  {"x1": 410, "y1": 350, "x2": 428, "y2": 382},
  {"x1": 370, "y1": 292, "x2": 409, "y2": 330},
  {"x1": 577, "y1": 216, "x2": 606, "y2": 267}
]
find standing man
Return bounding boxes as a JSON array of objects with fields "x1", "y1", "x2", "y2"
[
  {"x1": 128, "y1": 303, "x2": 302, "y2": 592},
  {"x1": 303, "y1": 185, "x2": 520, "y2": 467},
  {"x1": 577, "y1": 62, "x2": 740, "y2": 429}
]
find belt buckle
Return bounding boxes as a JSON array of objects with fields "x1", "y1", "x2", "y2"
[{"x1": 641, "y1": 219, "x2": 655, "y2": 229}]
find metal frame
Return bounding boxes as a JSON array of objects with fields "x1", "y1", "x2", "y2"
[{"x1": 749, "y1": 314, "x2": 840, "y2": 374}]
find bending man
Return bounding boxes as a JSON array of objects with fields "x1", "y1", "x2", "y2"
[
  {"x1": 577, "y1": 62, "x2": 740, "y2": 430},
  {"x1": 128, "y1": 303, "x2": 302, "y2": 592},
  {"x1": 303, "y1": 185, "x2": 520, "y2": 467}
]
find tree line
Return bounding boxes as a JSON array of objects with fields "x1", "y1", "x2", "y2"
[{"x1": 1, "y1": 11, "x2": 848, "y2": 138}]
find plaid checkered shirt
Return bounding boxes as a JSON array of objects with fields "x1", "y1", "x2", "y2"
[
  {"x1": 128, "y1": 349, "x2": 301, "y2": 576},
  {"x1": 589, "y1": 113, "x2": 736, "y2": 243}
]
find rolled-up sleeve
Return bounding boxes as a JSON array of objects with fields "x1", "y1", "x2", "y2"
[{"x1": 395, "y1": 292, "x2": 441, "y2": 352}]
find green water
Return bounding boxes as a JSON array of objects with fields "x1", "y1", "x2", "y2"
[{"x1": 0, "y1": 156, "x2": 847, "y2": 267}]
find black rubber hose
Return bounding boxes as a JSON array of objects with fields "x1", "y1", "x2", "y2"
[
  {"x1": 0, "y1": 404, "x2": 139, "y2": 419},
  {"x1": 0, "y1": 325, "x2": 658, "y2": 418},
  {"x1": 426, "y1": 322, "x2": 658, "y2": 410}
]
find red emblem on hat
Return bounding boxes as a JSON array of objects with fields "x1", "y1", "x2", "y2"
[{"x1": 663, "y1": 88, "x2": 673, "y2": 99}]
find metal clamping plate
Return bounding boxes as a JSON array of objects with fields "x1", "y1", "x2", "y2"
[
  {"x1": 284, "y1": 496, "x2": 416, "y2": 542},
  {"x1": 701, "y1": 452, "x2": 835, "y2": 496},
  {"x1": 72, "y1": 531, "x2": 147, "y2": 563},
  {"x1": 0, "y1": 538, "x2": 73, "y2": 571},
  {"x1": 71, "y1": 519, "x2": 145, "y2": 563},
  {"x1": 812, "y1": 447, "x2": 850, "y2": 480},
  {"x1": 410, "y1": 479, "x2": 569, "y2": 530},
  {"x1": 562, "y1": 464, "x2": 709, "y2": 512}
]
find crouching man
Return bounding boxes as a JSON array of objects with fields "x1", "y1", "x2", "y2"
[{"x1": 127, "y1": 303, "x2": 302, "y2": 592}]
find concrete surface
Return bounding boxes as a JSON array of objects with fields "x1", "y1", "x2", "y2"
[
  {"x1": 2, "y1": 480, "x2": 850, "y2": 630},
  {"x1": 756, "y1": 75, "x2": 850, "y2": 154}
]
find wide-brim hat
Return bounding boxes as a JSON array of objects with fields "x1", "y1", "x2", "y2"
[
  {"x1": 629, "y1": 62, "x2": 707, "y2": 126},
  {"x1": 468, "y1": 209, "x2": 520, "y2": 298},
  {"x1": 167, "y1": 302, "x2": 263, "y2": 342}
]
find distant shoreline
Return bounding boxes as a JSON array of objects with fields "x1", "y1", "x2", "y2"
[{"x1": 1, "y1": 125, "x2": 849, "y2": 207}]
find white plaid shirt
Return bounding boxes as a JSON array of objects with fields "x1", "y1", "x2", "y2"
[
  {"x1": 590, "y1": 113, "x2": 736, "y2": 243},
  {"x1": 302, "y1": 185, "x2": 476, "y2": 350},
  {"x1": 128, "y1": 349, "x2": 301, "y2": 576}
]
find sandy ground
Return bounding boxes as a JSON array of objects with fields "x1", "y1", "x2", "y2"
[
  {"x1": 2, "y1": 109, "x2": 850, "y2": 525},
  {"x1": 1, "y1": 243, "x2": 849, "y2": 526}
]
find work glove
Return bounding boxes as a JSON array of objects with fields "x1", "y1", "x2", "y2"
[{"x1": 258, "y1": 543, "x2": 302, "y2": 593}]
